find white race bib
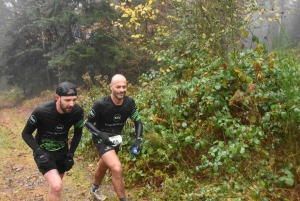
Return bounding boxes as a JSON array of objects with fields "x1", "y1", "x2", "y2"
[{"x1": 109, "y1": 135, "x2": 122, "y2": 147}]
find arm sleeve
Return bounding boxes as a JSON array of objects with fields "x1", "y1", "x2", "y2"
[
  {"x1": 129, "y1": 98, "x2": 143, "y2": 139},
  {"x1": 69, "y1": 126, "x2": 83, "y2": 154},
  {"x1": 134, "y1": 120, "x2": 143, "y2": 139},
  {"x1": 69, "y1": 110, "x2": 84, "y2": 154},
  {"x1": 84, "y1": 120, "x2": 100, "y2": 136},
  {"x1": 84, "y1": 101, "x2": 101, "y2": 136}
]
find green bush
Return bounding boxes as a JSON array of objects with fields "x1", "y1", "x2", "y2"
[
  {"x1": 6, "y1": 87, "x2": 24, "y2": 105},
  {"x1": 113, "y1": 43, "x2": 300, "y2": 200}
]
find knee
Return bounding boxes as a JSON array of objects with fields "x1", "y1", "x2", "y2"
[
  {"x1": 50, "y1": 181, "x2": 63, "y2": 195},
  {"x1": 111, "y1": 164, "x2": 123, "y2": 175}
]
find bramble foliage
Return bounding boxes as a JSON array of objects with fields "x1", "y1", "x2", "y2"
[
  {"x1": 79, "y1": 47, "x2": 300, "y2": 200},
  {"x1": 126, "y1": 43, "x2": 300, "y2": 200}
]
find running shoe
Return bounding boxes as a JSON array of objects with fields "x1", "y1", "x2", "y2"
[{"x1": 90, "y1": 188, "x2": 107, "y2": 201}]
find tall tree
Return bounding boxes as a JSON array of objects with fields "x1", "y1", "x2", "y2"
[
  {"x1": 0, "y1": 0, "x2": 51, "y2": 95},
  {"x1": 0, "y1": 0, "x2": 149, "y2": 95}
]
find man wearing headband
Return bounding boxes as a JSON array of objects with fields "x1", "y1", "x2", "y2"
[
  {"x1": 22, "y1": 81, "x2": 84, "y2": 201},
  {"x1": 85, "y1": 74, "x2": 143, "y2": 201}
]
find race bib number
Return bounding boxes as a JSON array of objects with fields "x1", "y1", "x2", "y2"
[{"x1": 109, "y1": 135, "x2": 122, "y2": 147}]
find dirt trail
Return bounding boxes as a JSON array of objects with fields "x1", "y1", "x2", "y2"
[{"x1": 0, "y1": 105, "x2": 118, "y2": 201}]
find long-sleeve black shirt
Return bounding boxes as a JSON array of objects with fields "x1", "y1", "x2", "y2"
[
  {"x1": 85, "y1": 95, "x2": 142, "y2": 138},
  {"x1": 22, "y1": 100, "x2": 84, "y2": 154}
]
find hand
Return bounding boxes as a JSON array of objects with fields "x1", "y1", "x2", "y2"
[
  {"x1": 97, "y1": 132, "x2": 115, "y2": 146},
  {"x1": 34, "y1": 147, "x2": 49, "y2": 169},
  {"x1": 130, "y1": 138, "x2": 142, "y2": 152},
  {"x1": 65, "y1": 152, "x2": 74, "y2": 171}
]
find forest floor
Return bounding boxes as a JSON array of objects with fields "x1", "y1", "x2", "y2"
[{"x1": 0, "y1": 98, "x2": 140, "y2": 201}]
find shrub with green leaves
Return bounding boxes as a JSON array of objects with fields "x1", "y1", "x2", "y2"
[
  {"x1": 128, "y1": 44, "x2": 300, "y2": 200},
  {"x1": 5, "y1": 87, "x2": 24, "y2": 105}
]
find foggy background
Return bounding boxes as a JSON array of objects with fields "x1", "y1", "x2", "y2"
[{"x1": 245, "y1": 0, "x2": 300, "y2": 50}]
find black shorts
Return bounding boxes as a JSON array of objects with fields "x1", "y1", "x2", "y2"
[
  {"x1": 33, "y1": 146, "x2": 68, "y2": 175},
  {"x1": 92, "y1": 135, "x2": 120, "y2": 156}
]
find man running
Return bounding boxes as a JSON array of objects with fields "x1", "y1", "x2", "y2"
[
  {"x1": 22, "y1": 81, "x2": 84, "y2": 201},
  {"x1": 85, "y1": 74, "x2": 143, "y2": 201}
]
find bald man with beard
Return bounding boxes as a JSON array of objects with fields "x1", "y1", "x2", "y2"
[{"x1": 85, "y1": 74, "x2": 143, "y2": 201}]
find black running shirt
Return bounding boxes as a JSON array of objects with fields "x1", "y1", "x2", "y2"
[
  {"x1": 85, "y1": 95, "x2": 141, "y2": 134},
  {"x1": 22, "y1": 100, "x2": 84, "y2": 152}
]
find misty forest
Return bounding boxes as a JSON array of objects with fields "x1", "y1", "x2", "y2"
[{"x1": 1, "y1": 0, "x2": 300, "y2": 200}]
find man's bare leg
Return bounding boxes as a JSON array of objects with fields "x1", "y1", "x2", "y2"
[
  {"x1": 94, "y1": 158, "x2": 108, "y2": 185},
  {"x1": 99, "y1": 150, "x2": 126, "y2": 199},
  {"x1": 44, "y1": 169, "x2": 64, "y2": 201}
]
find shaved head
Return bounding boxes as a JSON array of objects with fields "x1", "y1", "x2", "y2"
[
  {"x1": 111, "y1": 74, "x2": 126, "y2": 85},
  {"x1": 110, "y1": 74, "x2": 127, "y2": 103}
]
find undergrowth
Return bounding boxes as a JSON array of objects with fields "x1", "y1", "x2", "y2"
[{"x1": 76, "y1": 46, "x2": 300, "y2": 200}]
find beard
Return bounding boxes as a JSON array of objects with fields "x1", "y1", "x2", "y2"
[{"x1": 59, "y1": 100, "x2": 73, "y2": 114}]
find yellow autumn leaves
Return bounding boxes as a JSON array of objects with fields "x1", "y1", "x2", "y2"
[
  {"x1": 159, "y1": 66, "x2": 175, "y2": 75},
  {"x1": 234, "y1": 45, "x2": 277, "y2": 83},
  {"x1": 111, "y1": 0, "x2": 159, "y2": 39},
  {"x1": 257, "y1": 3, "x2": 293, "y2": 22}
]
